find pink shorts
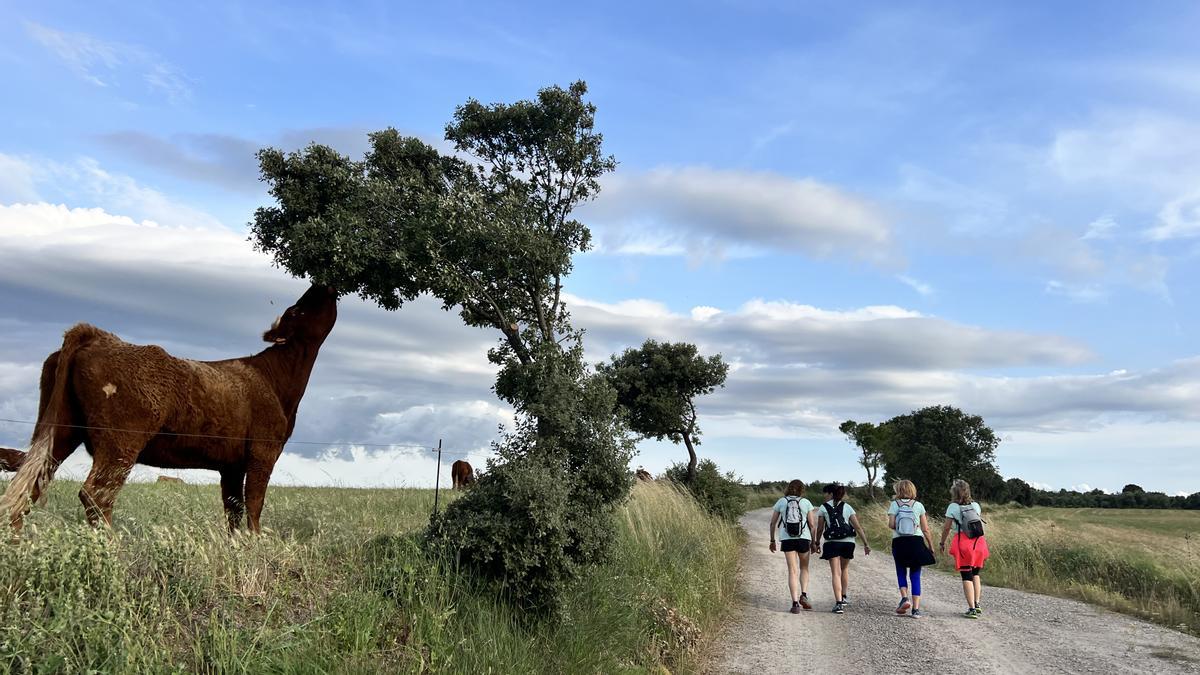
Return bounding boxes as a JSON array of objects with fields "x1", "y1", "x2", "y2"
[{"x1": 949, "y1": 532, "x2": 990, "y2": 570}]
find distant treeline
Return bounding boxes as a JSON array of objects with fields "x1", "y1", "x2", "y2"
[{"x1": 747, "y1": 478, "x2": 1200, "y2": 510}]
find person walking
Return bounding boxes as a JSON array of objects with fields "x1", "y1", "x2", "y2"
[
  {"x1": 887, "y1": 479, "x2": 937, "y2": 618},
  {"x1": 940, "y1": 478, "x2": 990, "y2": 619},
  {"x1": 812, "y1": 483, "x2": 870, "y2": 614},
  {"x1": 769, "y1": 480, "x2": 817, "y2": 613}
]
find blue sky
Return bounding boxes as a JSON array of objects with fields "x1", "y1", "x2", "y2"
[{"x1": 2, "y1": 1, "x2": 1199, "y2": 494}]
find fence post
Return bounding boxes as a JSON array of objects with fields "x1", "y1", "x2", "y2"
[{"x1": 433, "y1": 439, "x2": 443, "y2": 516}]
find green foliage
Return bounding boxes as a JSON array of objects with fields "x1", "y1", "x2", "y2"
[
  {"x1": 599, "y1": 340, "x2": 728, "y2": 482},
  {"x1": 838, "y1": 420, "x2": 887, "y2": 498},
  {"x1": 878, "y1": 405, "x2": 1001, "y2": 514},
  {"x1": 429, "y1": 371, "x2": 634, "y2": 615},
  {"x1": 1122, "y1": 483, "x2": 1146, "y2": 494},
  {"x1": 252, "y1": 81, "x2": 633, "y2": 617},
  {"x1": 663, "y1": 459, "x2": 744, "y2": 522}
]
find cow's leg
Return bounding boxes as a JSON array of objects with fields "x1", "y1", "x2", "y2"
[
  {"x1": 220, "y1": 468, "x2": 246, "y2": 533},
  {"x1": 79, "y1": 434, "x2": 144, "y2": 527},
  {"x1": 244, "y1": 444, "x2": 283, "y2": 534}
]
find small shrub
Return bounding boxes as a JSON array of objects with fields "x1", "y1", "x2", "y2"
[{"x1": 664, "y1": 459, "x2": 744, "y2": 522}]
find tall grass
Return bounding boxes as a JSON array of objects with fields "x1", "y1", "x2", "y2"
[{"x1": 0, "y1": 478, "x2": 739, "y2": 673}]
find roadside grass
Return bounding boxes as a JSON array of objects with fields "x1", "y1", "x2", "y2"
[
  {"x1": 854, "y1": 502, "x2": 1200, "y2": 636},
  {"x1": 0, "y1": 478, "x2": 739, "y2": 673}
]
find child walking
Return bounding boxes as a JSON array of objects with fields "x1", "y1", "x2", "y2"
[
  {"x1": 812, "y1": 483, "x2": 870, "y2": 614},
  {"x1": 769, "y1": 480, "x2": 817, "y2": 613},
  {"x1": 886, "y1": 479, "x2": 937, "y2": 618},
  {"x1": 940, "y1": 478, "x2": 990, "y2": 618}
]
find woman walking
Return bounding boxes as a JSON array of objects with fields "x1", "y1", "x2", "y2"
[
  {"x1": 940, "y1": 478, "x2": 990, "y2": 618},
  {"x1": 769, "y1": 480, "x2": 817, "y2": 613},
  {"x1": 812, "y1": 483, "x2": 870, "y2": 614},
  {"x1": 887, "y1": 479, "x2": 937, "y2": 618}
]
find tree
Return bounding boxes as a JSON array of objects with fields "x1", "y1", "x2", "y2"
[
  {"x1": 599, "y1": 340, "x2": 728, "y2": 484},
  {"x1": 1122, "y1": 484, "x2": 1145, "y2": 494},
  {"x1": 879, "y1": 405, "x2": 1000, "y2": 515},
  {"x1": 1005, "y1": 477, "x2": 1034, "y2": 506},
  {"x1": 838, "y1": 420, "x2": 887, "y2": 499},
  {"x1": 251, "y1": 81, "x2": 633, "y2": 614}
]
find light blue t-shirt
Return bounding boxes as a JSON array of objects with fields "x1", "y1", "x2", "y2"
[
  {"x1": 886, "y1": 499, "x2": 927, "y2": 539},
  {"x1": 817, "y1": 500, "x2": 857, "y2": 543},
  {"x1": 773, "y1": 497, "x2": 814, "y2": 541},
  {"x1": 945, "y1": 501, "x2": 982, "y2": 535}
]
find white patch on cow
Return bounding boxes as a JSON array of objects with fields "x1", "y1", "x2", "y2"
[{"x1": 102, "y1": 382, "x2": 117, "y2": 398}]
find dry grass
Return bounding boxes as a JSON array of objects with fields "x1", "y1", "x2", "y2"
[{"x1": 0, "y1": 477, "x2": 741, "y2": 673}]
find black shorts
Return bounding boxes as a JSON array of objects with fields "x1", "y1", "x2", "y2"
[
  {"x1": 780, "y1": 538, "x2": 811, "y2": 553},
  {"x1": 821, "y1": 541, "x2": 856, "y2": 560},
  {"x1": 960, "y1": 567, "x2": 982, "y2": 581}
]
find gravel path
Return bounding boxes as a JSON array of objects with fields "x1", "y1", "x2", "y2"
[{"x1": 711, "y1": 508, "x2": 1200, "y2": 674}]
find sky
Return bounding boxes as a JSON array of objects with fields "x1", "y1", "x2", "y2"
[{"x1": 1, "y1": 1, "x2": 1199, "y2": 494}]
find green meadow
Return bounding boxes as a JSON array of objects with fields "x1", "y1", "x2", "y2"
[{"x1": 0, "y1": 479, "x2": 740, "y2": 673}]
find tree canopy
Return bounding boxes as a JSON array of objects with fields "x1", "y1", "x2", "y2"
[
  {"x1": 879, "y1": 405, "x2": 1001, "y2": 514},
  {"x1": 599, "y1": 340, "x2": 728, "y2": 483},
  {"x1": 838, "y1": 420, "x2": 887, "y2": 499},
  {"x1": 251, "y1": 81, "x2": 632, "y2": 614}
]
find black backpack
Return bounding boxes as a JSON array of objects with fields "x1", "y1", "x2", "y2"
[{"x1": 822, "y1": 501, "x2": 856, "y2": 540}]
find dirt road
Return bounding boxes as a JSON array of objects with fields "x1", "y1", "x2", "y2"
[{"x1": 712, "y1": 508, "x2": 1200, "y2": 674}]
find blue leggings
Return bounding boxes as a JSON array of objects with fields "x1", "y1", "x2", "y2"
[{"x1": 895, "y1": 560, "x2": 922, "y2": 596}]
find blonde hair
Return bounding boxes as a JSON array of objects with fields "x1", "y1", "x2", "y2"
[
  {"x1": 893, "y1": 479, "x2": 917, "y2": 500},
  {"x1": 950, "y1": 479, "x2": 972, "y2": 505}
]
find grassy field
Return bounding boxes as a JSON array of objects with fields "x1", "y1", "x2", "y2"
[
  {"x1": 854, "y1": 502, "x2": 1200, "y2": 635},
  {"x1": 0, "y1": 479, "x2": 740, "y2": 673}
]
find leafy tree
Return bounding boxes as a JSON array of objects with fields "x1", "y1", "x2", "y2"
[
  {"x1": 879, "y1": 405, "x2": 1000, "y2": 515},
  {"x1": 1005, "y1": 477, "x2": 1035, "y2": 506},
  {"x1": 251, "y1": 81, "x2": 633, "y2": 614},
  {"x1": 599, "y1": 340, "x2": 728, "y2": 484},
  {"x1": 663, "y1": 459, "x2": 744, "y2": 522},
  {"x1": 838, "y1": 420, "x2": 887, "y2": 499},
  {"x1": 1122, "y1": 484, "x2": 1145, "y2": 494}
]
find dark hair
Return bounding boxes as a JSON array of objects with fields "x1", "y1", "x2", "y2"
[
  {"x1": 784, "y1": 480, "x2": 806, "y2": 497},
  {"x1": 823, "y1": 483, "x2": 846, "y2": 501}
]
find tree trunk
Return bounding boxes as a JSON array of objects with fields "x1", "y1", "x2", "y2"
[{"x1": 682, "y1": 432, "x2": 697, "y2": 484}]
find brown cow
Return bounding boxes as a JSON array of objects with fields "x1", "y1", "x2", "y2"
[
  {"x1": 0, "y1": 448, "x2": 25, "y2": 472},
  {"x1": 0, "y1": 283, "x2": 338, "y2": 533},
  {"x1": 451, "y1": 460, "x2": 474, "y2": 489},
  {"x1": 156, "y1": 475, "x2": 185, "y2": 484}
]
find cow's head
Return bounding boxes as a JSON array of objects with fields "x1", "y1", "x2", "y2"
[{"x1": 263, "y1": 284, "x2": 339, "y2": 346}]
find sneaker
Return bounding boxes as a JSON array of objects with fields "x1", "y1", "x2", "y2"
[
  {"x1": 911, "y1": 608, "x2": 924, "y2": 619},
  {"x1": 841, "y1": 595, "x2": 850, "y2": 605},
  {"x1": 964, "y1": 608, "x2": 979, "y2": 619},
  {"x1": 799, "y1": 594, "x2": 812, "y2": 610},
  {"x1": 832, "y1": 602, "x2": 845, "y2": 614},
  {"x1": 974, "y1": 604, "x2": 982, "y2": 615},
  {"x1": 896, "y1": 597, "x2": 911, "y2": 614},
  {"x1": 790, "y1": 601, "x2": 801, "y2": 614}
]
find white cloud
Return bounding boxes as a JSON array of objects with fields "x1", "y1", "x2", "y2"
[
  {"x1": 1045, "y1": 280, "x2": 1107, "y2": 304},
  {"x1": 1148, "y1": 190, "x2": 1200, "y2": 241},
  {"x1": 24, "y1": 21, "x2": 192, "y2": 103},
  {"x1": 585, "y1": 167, "x2": 894, "y2": 263},
  {"x1": 1082, "y1": 215, "x2": 1117, "y2": 241},
  {"x1": 0, "y1": 154, "x2": 40, "y2": 203},
  {"x1": 897, "y1": 275, "x2": 934, "y2": 296}
]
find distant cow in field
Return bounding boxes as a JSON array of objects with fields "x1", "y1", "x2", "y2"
[
  {"x1": 0, "y1": 283, "x2": 338, "y2": 533},
  {"x1": 636, "y1": 467, "x2": 652, "y2": 482},
  {"x1": 0, "y1": 448, "x2": 26, "y2": 472},
  {"x1": 451, "y1": 460, "x2": 474, "y2": 489},
  {"x1": 156, "y1": 475, "x2": 184, "y2": 484}
]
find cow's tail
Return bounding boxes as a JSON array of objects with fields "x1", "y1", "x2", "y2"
[{"x1": 1, "y1": 325, "x2": 96, "y2": 527}]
